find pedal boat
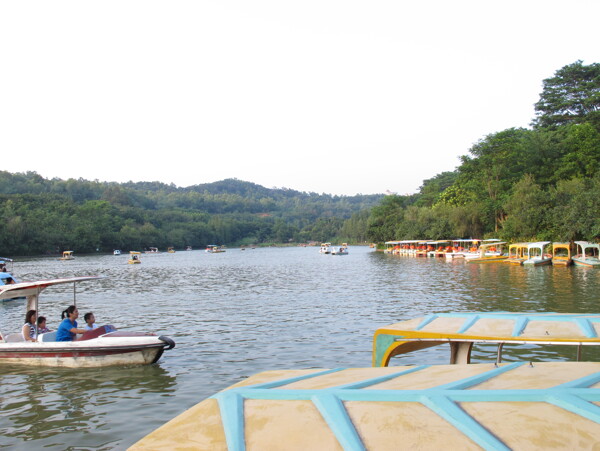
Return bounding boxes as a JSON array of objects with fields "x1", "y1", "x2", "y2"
[
  {"x1": 573, "y1": 241, "x2": 600, "y2": 268},
  {"x1": 129, "y1": 251, "x2": 142, "y2": 264},
  {"x1": 466, "y1": 241, "x2": 507, "y2": 263},
  {"x1": 0, "y1": 277, "x2": 175, "y2": 367},
  {"x1": 373, "y1": 312, "x2": 600, "y2": 367},
  {"x1": 522, "y1": 241, "x2": 553, "y2": 266},
  {"x1": 133, "y1": 343, "x2": 600, "y2": 450},
  {"x1": 552, "y1": 242, "x2": 572, "y2": 266},
  {"x1": 504, "y1": 242, "x2": 529, "y2": 265},
  {"x1": 58, "y1": 250, "x2": 74, "y2": 260}
]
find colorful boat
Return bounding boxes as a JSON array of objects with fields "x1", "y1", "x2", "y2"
[
  {"x1": 552, "y1": 242, "x2": 572, "y2": 266},
  {"x1": 128, "y1": 251, "x2": 142, "y2": 264},
  {"x1": 206, "y1": 245, "x2": 226, "y2": 253},
  {"x1": 319, "y1": 243, "x2": 332, "y2": 254},
  {"x1": 167, "y1": 247, "x2": 176, "y2": 253},
  {"x1": 466, "y1": 241, "x2": 507, "y2": 263},
  {"x1": 0, "y1": 262, "x2": 21, "y2": 301},
  {"x1": 504, "y1": 242, "x2": 529, "y2": 265},
  {"x1": 0, "y1": 277, "x2": 175, "y2": 367},
  {"x1": 372, "y1": 312, "x2": 600, "y2": 367},
  {"x1": 331, "y1": 243, "x2": 349, "y2": 255},
  {"x1": 131, "y1": 361, "x2": 600, "y2": 450},
  {"x1": 58, "y1": 250, "x2": 74, "y2": 261},
  {"x1": 522, "y1": 241, "x2": 553, "y2": 266},
  {"x1": 573, "y1": 241, "x2": 600, "y2": 268}
]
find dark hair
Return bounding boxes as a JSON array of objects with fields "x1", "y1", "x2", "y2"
[
  {"x1": 61, "y1": 305, "x2": 77, "y2": 319},
  {"x1": 25, "y1": 310, "x2": 36, "y2": 324},
  {"x1": 37, "y1": 316, "x2": 46, "y2": 325},
  {"x1": 84, "y1": 312, "x2": 93, "y2": 322}
]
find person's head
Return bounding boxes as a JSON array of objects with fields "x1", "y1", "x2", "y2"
[
  {"x1": 37, "y1": 316, "x2": 46, "y2": 329},
  {"x1": 25, "y1": 309, "x2": 37, "y2": 324},
  {"x1": 84, "y1": 312, "x2": 95, "y2": 325},
  {"x1": 61, "y1": 305, "x2": 79, "y2": 320}
]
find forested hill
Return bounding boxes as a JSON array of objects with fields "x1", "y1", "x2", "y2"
[{"x1": 0, "y1": 174, "x2": 383, "y2": 255}]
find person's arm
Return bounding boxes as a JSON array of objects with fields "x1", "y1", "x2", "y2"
[{"x1": 69, "y1": 327, "x2": 87, "y2": 334}]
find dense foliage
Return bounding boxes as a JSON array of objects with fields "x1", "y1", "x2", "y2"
[
  {"x1": 0, "y1": 176, "x2": 382, "y2": 255},
  {"x1": 367, "y1": 61, "x2": 600, "y2": 244}
]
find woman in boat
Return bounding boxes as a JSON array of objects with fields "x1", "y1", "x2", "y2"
[
  {"x1": 22, "y1": 309, "x2": 37, "y2": 342},
  {"x1": 56, "y1": 306, "x2": 87, "y2": 341}
]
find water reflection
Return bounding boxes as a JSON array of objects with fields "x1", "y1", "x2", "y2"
[{"x1": 0, "y1": 365, "x2": 176, "y2": 449}]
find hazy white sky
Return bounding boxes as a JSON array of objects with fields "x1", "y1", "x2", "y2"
[{"x1": 1, "y1": 1, "x2": 598, "y2": 196}]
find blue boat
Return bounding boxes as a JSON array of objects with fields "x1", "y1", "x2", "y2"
[{"x1": 0, "y1": 258, "x2": 21, "y2": 301}]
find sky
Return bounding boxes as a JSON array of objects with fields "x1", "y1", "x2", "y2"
[{"x1": 1, "y1": 1, "x2": 598, "y2": 196}]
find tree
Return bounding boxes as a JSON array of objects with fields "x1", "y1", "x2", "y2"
[
  {"x1": 500, "y1": 175, "x2": 549, "y2": 241},
  {"x1": 532, "y1": 60, "x2": 600, "y2": 129},
  {"x1": 457, "y1": 128, "x2": 529, "y2": 232}
]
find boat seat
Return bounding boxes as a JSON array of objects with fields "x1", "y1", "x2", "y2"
[
  {"x1": 39, "y1": 331, "x2": 57, "y2": 342},
  {"x1": 4, "y1": 333, "x2": 25, "y2": 343}
]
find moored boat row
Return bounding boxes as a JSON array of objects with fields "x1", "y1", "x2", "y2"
[{"x1": 385, "y1": 239, "x2": 600, "y2": 267}]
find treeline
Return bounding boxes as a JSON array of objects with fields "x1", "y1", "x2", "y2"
[
  {"x1": 0, "y1": 175, "x2": 381, "y2": 255},
  {"x1": 367, "y1": 61, "x2": 600, "y2": 244}
]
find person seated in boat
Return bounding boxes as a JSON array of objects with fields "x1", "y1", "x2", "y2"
[
  {"x1": 84, "y1": 312, "x2": 97, "y2": 330},
  {"x1": 37, "y1": 316, "x2": 51, "y2": 334},
  {"x1": 5, "y1": 277, "x2": 15, "y2": 284},
  {"x1": 22, "y1": 310, "x2": 37, "y2": 342},
  {"x1": 56, "y1": 306, "x2": 87, "y2": 341}
]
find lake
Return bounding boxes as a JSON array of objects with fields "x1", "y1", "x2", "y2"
[{"x1": 1, "y1": 246, "x2": 599, "y2": 449}]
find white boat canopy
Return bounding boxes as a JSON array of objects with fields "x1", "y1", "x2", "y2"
[{"x1": 0, "y1": 276, "x2": 102, "y2": 311}]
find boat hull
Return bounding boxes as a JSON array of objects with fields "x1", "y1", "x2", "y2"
[
  {"x1": 573, "y1": 257, "x2": 600, "y2": 267},
  {"x1": 0, "y1": 334, "x2": 174, "y2": 367},
  {"x1": 523, "y1": 258, "x2": 552, "y2": 266},
  {"x1": 0, "y1": 346, "x2": 164, "y2": 367}
]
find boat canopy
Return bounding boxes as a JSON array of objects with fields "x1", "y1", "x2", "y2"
[
  {"x1": 575, "y1": 241, "x2": 600, "y2": 252},
  {"x1": 479, "y1": 241, "x2": 506, "y2": 249},
  {"x1": 527, "y1": 241, "x2": 551, "y2": 250},
  {"x1": 0, "y1": 276, "x2": 102, "y2": 312}
]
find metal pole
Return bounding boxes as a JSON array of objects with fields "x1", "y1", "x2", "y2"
[{"x1": 496, "y1": 343, "x2": 504, "y2": 365}]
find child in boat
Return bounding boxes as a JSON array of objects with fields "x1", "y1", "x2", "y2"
[
  {"x1": 84, "y1": 312, "x2": 97, "y2": 330},
  {"x1": 37, "y1": 316, "x2": 51, "y2": 334}
]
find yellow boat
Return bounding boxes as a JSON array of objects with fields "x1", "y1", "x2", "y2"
[
  {"x1": 552, "y1": 242, "x2": 572, "y2": 266},
  {"x1": 167, "y1": 247, "x2": 176, "y2": 253},
  {"x1": 373, "y1": 312, "x2": 600, "y2": 367},
  {"x1": 504, "y1": 242, "x2": 529, "y2": 265},
  {"x1": 58, "y1": 250, "x2": 74, "y2": 261},
  {"x1": 131, "y1": 312, "x2": 600, "y2": 450},
  {"x1": 128, "y1": 251, "x2": 142, "y2": 264},
  {"x1": 131, "y1": 361, "x2": 600, "y2": 450}
]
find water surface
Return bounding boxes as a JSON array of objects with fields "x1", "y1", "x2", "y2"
[{"x1": 0, "y1": 247, "x2": 598, "y2": 449}]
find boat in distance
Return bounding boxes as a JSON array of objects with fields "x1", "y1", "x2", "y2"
[
  {"x1": 58, "y1": 250, "x2": 74, "y2": 260},
  {"x1": 206, "y1": 244, "x2": 226, "y2": 253},
  {"x1": 0, "y1": 277, "x2": 175, "y2": 367},
  {"x1": 129, "y1": 251, "x2": 142, "y2": 264}
]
